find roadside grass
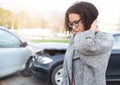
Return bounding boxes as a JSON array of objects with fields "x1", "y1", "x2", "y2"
[{"x1": 31, "y1": 39, "x2": 70, "y2": 43}]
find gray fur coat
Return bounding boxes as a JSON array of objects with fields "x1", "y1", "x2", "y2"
[{"x1": 61, "y1": 30, "x2": 114, "y2": 85}]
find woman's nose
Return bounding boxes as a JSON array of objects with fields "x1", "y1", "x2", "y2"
[{"x1": 72, "y1": 26, "x2": 77, "y2": 30}]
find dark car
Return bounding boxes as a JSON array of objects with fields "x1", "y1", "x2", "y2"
[{"x1": 31, "y1": 32, "x2": 120, "y2": 85}]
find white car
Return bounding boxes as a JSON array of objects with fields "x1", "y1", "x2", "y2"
[{"x1": 0, "y1": 26, "x2": 36, "y2": 78}]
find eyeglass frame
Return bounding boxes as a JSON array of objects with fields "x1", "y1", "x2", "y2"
[{"x1": 68, "y1": 18, "x2": 82, "y2": 28}]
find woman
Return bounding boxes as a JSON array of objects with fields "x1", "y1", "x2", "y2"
[{"x1": 61, "y1": 1, "x2": 114, "y2": 85}]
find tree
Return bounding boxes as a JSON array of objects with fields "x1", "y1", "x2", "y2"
[{"x1": 0, "y1": 8, "x2": 13, "y2": 29}]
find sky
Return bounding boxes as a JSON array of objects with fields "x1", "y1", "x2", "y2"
[{"x1": 0, "y1": 0, "x2": 120, "y2": 24}]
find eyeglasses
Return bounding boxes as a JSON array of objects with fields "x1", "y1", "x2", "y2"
[{"x1": 68, "y1": 18, "x2": 81, "y2": 28}]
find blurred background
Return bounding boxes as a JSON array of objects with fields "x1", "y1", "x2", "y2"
[{"x1": 0, "y1": 0, "x2": 120, "y2": 42}]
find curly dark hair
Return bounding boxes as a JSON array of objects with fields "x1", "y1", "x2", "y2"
[{"x1": 65, "y1": 1, "x2": 99, "y2": 33}]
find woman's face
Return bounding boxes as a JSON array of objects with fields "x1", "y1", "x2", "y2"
[{"x1": 68, "y1": 13, "x2": 85, "y2": 34}]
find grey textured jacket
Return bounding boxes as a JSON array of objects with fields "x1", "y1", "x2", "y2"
[{"x1": 61, "y1": 30, "x2": 114, "y2": 85}]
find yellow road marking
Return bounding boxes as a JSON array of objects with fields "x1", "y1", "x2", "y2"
[{"x1": 0, "y1": 80, "x2": 7, "y2": 85}]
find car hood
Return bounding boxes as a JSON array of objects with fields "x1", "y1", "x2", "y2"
[{"x1": 34, "y1": 42, "x2": 69, "y2": 51}]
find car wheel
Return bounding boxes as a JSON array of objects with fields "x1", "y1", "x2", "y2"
[
  {"x1": 21, "y1": 56, "x2": 33, "y2": 77},
  {"x1": 51, "y1": 64, "x2": 63, "y2": 85}
]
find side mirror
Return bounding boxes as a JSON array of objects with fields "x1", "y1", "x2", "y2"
[{"x1": 20, "y1": 41, "x2": 28, "y2": 47}]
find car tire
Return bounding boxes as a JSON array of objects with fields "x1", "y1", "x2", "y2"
[
  {"x1": 20, "y1": 56, "x2": 33, "y2": 77},
  {"x1": 51, "y1": 64, "x2": 63, "y2": 85}
]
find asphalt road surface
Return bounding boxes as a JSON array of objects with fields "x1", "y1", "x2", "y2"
[
  {"x1": 0, "y1": 72, "x2": 49, "y2": 85},
  {"x1": 0, "y1": 72, "x2": 120, "y2": 85}
]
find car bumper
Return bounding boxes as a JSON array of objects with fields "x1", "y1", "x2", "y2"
[{"x1": 31, "y1": 62, "x2": 51, "y2": 82}]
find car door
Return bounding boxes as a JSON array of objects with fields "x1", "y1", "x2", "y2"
[
  {"x1": 106, "y1": 33, "x2": 120, "y2": 79},
  {"x1": 0, "y1": 29, "x2": 32, "y2": 77}
]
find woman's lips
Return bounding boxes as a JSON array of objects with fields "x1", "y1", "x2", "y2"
[{"x1": 73, "y1": 30, "x2": 78, "y2": 33}]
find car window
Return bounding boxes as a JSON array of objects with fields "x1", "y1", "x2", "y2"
[
  {"x1": 0, "y1": 29, "x2": 21, "y2": 48},
  {"x1": 113, "y1": 35, "x2": 120, "y2": 48}
]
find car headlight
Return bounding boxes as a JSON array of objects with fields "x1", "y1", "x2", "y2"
[{"x1": 37, "y1": 56, "x2": 53, "y2": 64}]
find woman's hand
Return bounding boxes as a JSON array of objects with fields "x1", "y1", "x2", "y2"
[{"x1": 90, "y1": 19, "x2": 99, "y2": 33}]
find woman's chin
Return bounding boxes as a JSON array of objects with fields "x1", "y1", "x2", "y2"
[{"x1": 73, "y1": 31, "x2": 79, "y2": 34}]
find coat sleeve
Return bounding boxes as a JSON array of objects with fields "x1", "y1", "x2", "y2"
[{"x1": 74, "y1": 30, "x2": 114, "y2": 56}]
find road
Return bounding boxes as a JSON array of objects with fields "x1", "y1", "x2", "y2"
[
  {"x1": 0, "y1": 72, "x2": 120, "y2": 85},
  {"x1": 0, "y1": 72, "x2": 49, "y2": 85}
]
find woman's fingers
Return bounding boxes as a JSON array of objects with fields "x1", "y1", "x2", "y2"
[{"x1": 90, "y1": 19, "x2": 99, "y2": 32}]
